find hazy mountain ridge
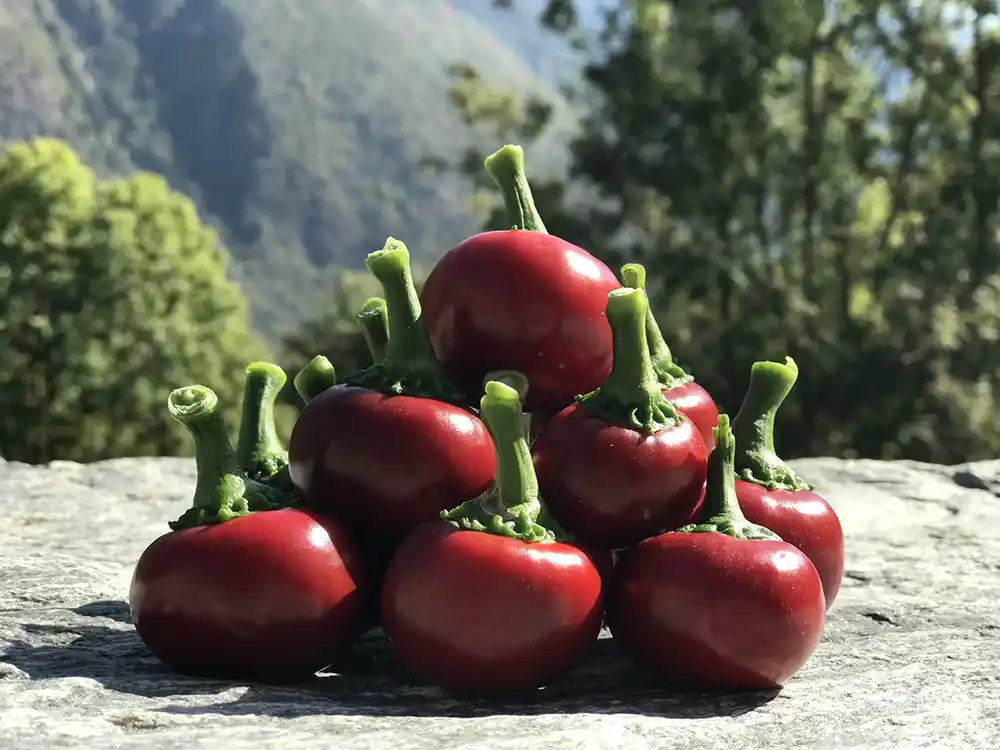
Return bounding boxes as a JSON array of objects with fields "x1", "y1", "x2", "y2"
[{"x1": 0, "y1": 0, "x2": 579, "y2": 339}]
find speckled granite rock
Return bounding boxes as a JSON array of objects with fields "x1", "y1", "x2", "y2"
[{"x1": 1, "y1": 455, "x2": 998, "y2": 749}]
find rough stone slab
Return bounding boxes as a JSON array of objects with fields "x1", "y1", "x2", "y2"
[{"x1": 1, "y1": 455, "x2": 999, "y2": 749}]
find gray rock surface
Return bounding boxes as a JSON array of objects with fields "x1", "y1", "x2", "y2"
[{"x1": 1, "y1": 455, "x2": 998, "y2": 749}]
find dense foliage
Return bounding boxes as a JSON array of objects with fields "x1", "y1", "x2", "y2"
[
  {"x1": 0, "y1": 138, "x2": 267, "y2": 463},
  {"x1": 6, "y1": 0, "x2": 1000, "y2": 466},
  {"x1": 421, "y1": 0, "x2": 1000, "y2": 463}
]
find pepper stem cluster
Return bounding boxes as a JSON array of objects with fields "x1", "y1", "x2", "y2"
[
  {"x1": 577, "y1": 287, "x2": 682, "y2": 434},
  {"x1": 731, "y1": 357, "x2": 813, "y2": 492},
  {"x1": 236, "y1": 362, "x2": 289, "y2": 483},
  {"x1": 357, "y1": 296, "x2": 389, "y2": 363},
  {"x1": 676, "y1": 414, "x2": 781, "y2": 541},
  {"x1": 442, "y1": 378, "x2": 562, "y2": 543},
  {"x1": 346, "y1": 238, "x2": 464, "y2": 404},
  {"x1": 620, "y1": 263, "x2": 693, "y2": 388},
  {"x1": 294, "y1": 356, "x2": 337, "y2": 404},
  {"x1": 484, "y1": 145, "x2": 548, "y2": 233},
  {"x1": 167, "y1": 385, "x2": 291, "y2": 531}
]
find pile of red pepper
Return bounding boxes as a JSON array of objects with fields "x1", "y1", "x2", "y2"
[{"x1": 129, "y1": 145, "x2": 845, "y2": 697}]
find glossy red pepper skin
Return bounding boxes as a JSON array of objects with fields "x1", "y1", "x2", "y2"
[
  {"x1": 381, "y1": 521, "x2": 604, "y2": 696},
  {"x1": 287, "y1": 385, "x2": 496, "y2": 540},
  {"x1": 608, "y1": 531, "x2": 826, "y2": 690},
  {"x1": 419, "y1": 230, "x2": 621, "y2": 412},
  {"x1": 735, "y1": 479, "x2": 845, "y2": 608},
  {"x1": 129, "y1": 508, "x2": 367, "y2": 679},
  {"x1": 531, "y1": 404, "x2": 708, "y2": 548},
  {"x1": 665, "y1": 381, "x2": 719, "y2": 451}
]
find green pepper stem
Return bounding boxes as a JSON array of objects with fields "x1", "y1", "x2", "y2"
[
  {"x1": 365, "y1": 238, "x2": 435, "y2": 366},
  {"x1": 600, "y1": 288, "x2": 661, "y2": 400},
  {"x1": 485, "y1": 369, "x2": 532, "y2": 439},
  {"x1": 236, "y1": 362, "x2": 288, "y2": 481},
  {"x1": 168, "y1": 385, "x2": 290, "y2": 530},
  {"x1": 347, "y1": 237, "x2": 465, "y2": 404},
  {"x1": 441, "y1": 378, "x2": 554, "y2": 543},
  {"x1": 480, "y1": 380, "x2": 538, "y2": 510},
  {"x1": 577, "y1": 288, "x2": 680, "y2": 434},
  {"x1": 357, "y1": 297, "x2": 389, "y2": 363},
  {"x1": 484, "y1": 144, "x2": 547, "y2": 233},
  {"x1": 484, "y1": 369, "x2": 529, "y2": 404},
  {"x1": 620, "y1": 262, "x2": 691, "y2": 387},
  {"x1": 731, "y1": 357, "x2": 812, "y2": 492},
  {"x1": 699, "y1": 414, "x2": 744, "y2": 521},
  {"x1": 676, "y1": 415, "x2": 781, "y2": 541},
  {"x1": 169, "y1": 386, "x2": 240, "y2": 503},
  {"x1": 347, "y1": 238, "x2": 463, "y2": 403},
  {"x1": 294, "y1": 356, "x2": 337, "y2": 404}
]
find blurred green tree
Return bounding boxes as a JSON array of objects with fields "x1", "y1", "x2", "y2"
[
  {"x1": 425, "y1": 0, "x2": 1000, "y2": 464},
  {"x1": 0, "y1": 138, "x2": 269, "y2": 463}
]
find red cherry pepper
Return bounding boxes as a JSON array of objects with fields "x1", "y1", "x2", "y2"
[
  {"x1": 288, "y1": 238, "x2": 496, "y2": 542},
  {"x1": 294, "y1": 348, "x2": 395, "y2": 629},
  {"x1": 731, "y1": 357, "x2": 845, "y2": 608},
  {"x1": 381, "y1": 378, "x2": 604, "y2": 697},
  {"x1": 419, "y1": 144, "x2": 621, "y2": 412},
  {"x1": 619, "y1": 263, "x2": 719, "y2": 450},
  {"x1": 532, "y1": 287, "x2": 708, "y2": 548},
  {"x1": 608, "y1": 415, "x2": 826, "y2": 691},
  {"x1": 130, "y1": 382, "x2": 368, "y2": 679}
]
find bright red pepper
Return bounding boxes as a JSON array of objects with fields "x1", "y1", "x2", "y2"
[
  {"x1": 419, "y1": 145, "x2": 620, "y2": 413},
  {"x1": 619, "y1": 263, "x2": 719, "y2": 450},
  {"x1": 731, "y1": 357, "x2": 845, "y2": 608},
  {"x1": 130, "y1": 381, "x2": 368, "y2": 679},
  {"x1": 607, "y1": 415, "x2": 826, "y2": 690},
  {"x1": 381, "y1": 378, "x2": 604, "y2": 697},
  {"x1": 287, "y1": 239, "x2": 496, "y2": 542},
  {"x1": 532, "y1": 287, "x2": 708, "y2": 548}
]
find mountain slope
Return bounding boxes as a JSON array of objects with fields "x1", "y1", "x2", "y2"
[{"x1": 0, "y1": 0, "x2": 576, "y2": 339}]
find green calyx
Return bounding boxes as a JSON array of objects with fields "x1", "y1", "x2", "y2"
[
  {"x1": 620, "y1": 263, "x2": 693, "y2": 389},
  {"x1": 676, "y1": 414, "x2": 781, "y2": 541},
  {"x1": 731, "y1": 357, "x2": 814, "y2": 492},
  {"x1": 442, "y1": 378, "x2": 561, "y2": 543},
  {"x1": 294, "y1": 355, "x2": 337, "y2": 404},
  {"x1": 346, "y1": 238, "x2": 465, "y2": 405},
  {"x1": 484, "y1": 144, "x2": 548, "y2": 233},
  {"x1": 577, "y1": 287, "x2": 682, "y2": 434},
  {"x1": 236, "y1": 362, "x2": 293, "y2": 493},
  {"x1": 167, "y1": 385, "x2": 291, "y2": 531},
  {"x1": 357, "y1": 296, "x2": 389, "y2": 363}
]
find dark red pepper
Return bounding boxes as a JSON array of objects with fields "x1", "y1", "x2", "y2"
[
  {"x1": 381, "y1": 378, "x2": 604, "y2": 697},
  {"x1": 419, "y1": 144, "x2": 621, "y2": 412},
  {"x1": 731, "y1": 357, "x2": 845, "y2": 608},
  {"x1": 607, "y1": 415, "x2": 826, "y2": 691},
  {"x1": 287, "y1": 238, "x2": 496, "y2": 542},
  {"x1": 619, "y1": 263, "x2": 719, "y2": 450},
  {"x1": 130, "y1": 382, "x2": 367, "y2": 679},
  {"x1": 532, "y1": 287, "x2": 708, "y2": 548}
]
